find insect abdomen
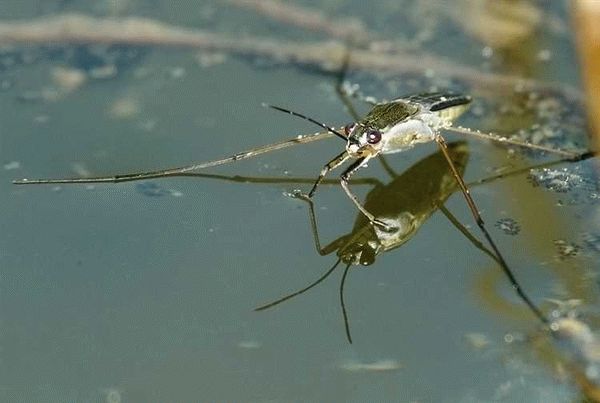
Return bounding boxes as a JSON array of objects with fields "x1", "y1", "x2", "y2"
[
  {"x1": 429, "y1": 94, "x2": 472, "y2": 112},
  {"x1": 407, "y1": 92, "x2": 472, "y2": 122}
]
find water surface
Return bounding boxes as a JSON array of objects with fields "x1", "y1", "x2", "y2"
[{"x1": 1, "y1": 1, "x2": 598, "y2": 402}]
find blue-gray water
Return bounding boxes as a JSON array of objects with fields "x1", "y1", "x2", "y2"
[{"x1": 1, "y1": 1, "x2": 599, "y2": 402}]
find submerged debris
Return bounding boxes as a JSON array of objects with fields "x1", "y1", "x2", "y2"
[
  {"x1": 0, "y1": 13, "x2": 584, "y2": 100},
  {"x1": 237, "y1": 340, "x2": 261, "y2": 349},
  {"x1": 552, "y1": 317, "x2": 600, "y2": 394},
  {"x1": 451, "y1": 0, "x2": 542, "y2": 48},
  {"x1": 102, "y1": 388, "x2": 122, "y2": 403},
  {"x1": 51, "y1": 66, "x2": 87, "y2": 93},
  {"x1": 527, "y1": 164, "x2": 599, "y2": 205},
  {"x1": 108, "y1": 96, "x2": 141, "y2": 119},
  {"x1": 582, "y1": 232, "x2": 600, "y2": 254},
  {"x1": 135, "y1": 182, "x2": 182, "y2": 198}
]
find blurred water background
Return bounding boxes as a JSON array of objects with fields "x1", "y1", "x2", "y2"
[{"x1": 1, "y1": 1, "x2": 599, "y2": 402}]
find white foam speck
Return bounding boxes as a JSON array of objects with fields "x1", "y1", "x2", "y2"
[
  {"x1": 238, "y1": 340, "x2": 261, "y2": 349},
  {"x1": 3, "y1": 161, "x2": 20, "y2": 170},
  {"x1": 339, "y1": 359, "x2": 402, "y2": 372}
]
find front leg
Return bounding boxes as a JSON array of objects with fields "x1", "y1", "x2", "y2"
[
  {"x1": 307, "y1": 151, "x2": 350, "y2": 198},
  {"x1": 340, "y1": 157, "x2": 394, "y2": 231}
]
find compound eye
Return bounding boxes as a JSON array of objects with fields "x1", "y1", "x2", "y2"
[
  {"x1": 344, "y1": 123, "x2": 356, "y2": 136},
  {"x1": 366, "y1": 129, "x2": 382, "y2": 144},
  {"x1": 359, "y1": 247, "x2": 376, "y2": 266}
]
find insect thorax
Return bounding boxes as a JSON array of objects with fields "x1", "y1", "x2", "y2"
[{"x1": 357, "y1": 94, "x2": 471, "y2": 154}]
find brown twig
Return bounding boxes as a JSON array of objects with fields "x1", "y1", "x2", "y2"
[
  {"x1": 0, "y1": 13, "x2": 583, "y2": 102},
  {"x1": 227, "y1": 0, "x2": 370, "y2": 44}
]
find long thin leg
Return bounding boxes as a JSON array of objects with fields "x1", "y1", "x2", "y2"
[
  {"x1": 290, "y1": 191, "x2": 356, "y2": 256},
  {"x1": 435, "y1": 134, "x2": 549, "y2": 325},
  {"x1": 254, "y1": 257, "x2": 342, "y2": 311},
  {"x1": 307, "y1": 151, "x2": 350, "y2": 197},
  {"x1": 466, "y1": 150, "x2": 596, "y2": 188},
  {"x1": 339, "y1": 156, "x2": 391, "y2": 229},
  {"x1": 330, "y1": 49, "x2": 379, "y2": 113},
  {"x1": 438, "y1": 204, "x2": 499, "y2": 264},
  {"x1": 170, "y1": 172, "x2": 381, "y2": 187},
  {"x1": 445, "y1": 126, "x2": 585, "y2": 158},
  {"x1": 339, "y1": 82, "x2": 380, "y2": 107},
  {"x1": 13, "y1": 130, "x2": 338, "y2": 185},
  {"x1": 334, "y1": 51, "x2": 362, "y2": 122},
  {"x1": 166, "y1": 148, "x2": 593, "y2": 193}
]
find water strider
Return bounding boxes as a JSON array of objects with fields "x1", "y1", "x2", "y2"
[{"x1": 14, "y1": 91, "x2": 592, "y2": 340}]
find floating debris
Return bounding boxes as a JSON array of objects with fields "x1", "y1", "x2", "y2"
[
  {"x1": 527, "y1": 163, "x2": 599, "y2": 206},
  {"x1": 528, "y1": 168, "x2": 585, "y2": 193},
  {"x1": 465, "y1": 332, "x2": 491, "y2": 350},
  {"x1": 546, "y1": 298, "x2": 583, "y2": 319},
  {"x1": 495, "y1": 218, "x2": 521, "y2": 235},
  {"x1": 554, "y1": 239, "x2": 581, "y2": 260},
  {"x1": 108, "y1": 96, "x2": 140, "y2": 119},
  {"x1": 51, "y1": 66, "x2": 87, "y2": 93},
  {"x1": 195, "y1": 51, "x2": 227, "y2": 68},
  {"x1": 339, "y1": 359, "x2": 402, "y2": 373},
  {"x1": 552, "y1": 317, "x2": 600, "y2": 389},
  {"x1": 499, "y1": 90, "x2": 587, "y2": 156}
]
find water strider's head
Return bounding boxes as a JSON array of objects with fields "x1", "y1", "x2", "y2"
[
  {"x1": 344, "y1": 93, "x2": 472, "y2": 158},
  {"x1": 336, "y1": 213, "x2": 417, "y2": 267},
  {"x1": 343, "y1": 121, "x2": 384, "y2": 158},
  {"x1": 339, "y1": 238, "x2": 378, "y2": 266},
  {"x1": 342, "y1": 104, "x2": 415, "y2": 158}
]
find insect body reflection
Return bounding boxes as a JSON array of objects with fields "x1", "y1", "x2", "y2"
[
  {"x1": 316, "y1": 141, "x2": 470, "y2": 266},
  {"x1": 255, "y1": 142, "x2": 475, "y2": 342}
]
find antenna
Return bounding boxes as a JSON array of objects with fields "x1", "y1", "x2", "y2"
[{"x1": 263, "y1": 103, "x2": 348, "y2": 141}]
